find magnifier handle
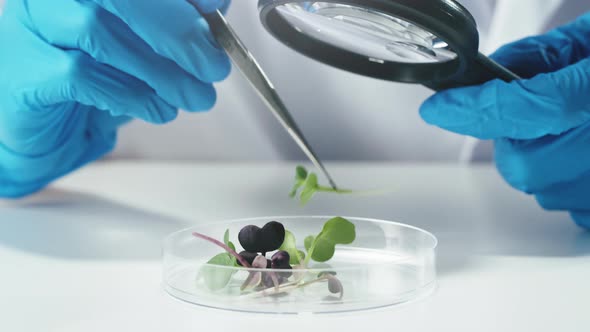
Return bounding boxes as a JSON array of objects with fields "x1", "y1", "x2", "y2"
[{"x1": 425, "y1": 53, "x2": 521, "y2": 91}]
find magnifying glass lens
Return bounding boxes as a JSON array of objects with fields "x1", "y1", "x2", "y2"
[{"x1": 276, "y1": 2, "x2": 458, "y2": 64}]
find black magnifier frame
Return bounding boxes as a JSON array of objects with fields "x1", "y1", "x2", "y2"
[{"x1": 258, "y1": 0, "x2": 520, "y2": 90}]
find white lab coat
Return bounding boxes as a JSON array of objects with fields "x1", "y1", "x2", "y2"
[{"x1": 2, "y1": 0, "x2": 589, "y2": 162}]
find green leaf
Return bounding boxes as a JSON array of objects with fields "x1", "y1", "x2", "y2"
[
  {"x1": 279, "y1": 230, "x2": 303, "y2": 264},
  {"x1": 310, "y1": 238, "x2": 336, "y2": 262},
  {"x1": 319, "y1": 217, "x2": 356, "y2": 244},
  {"x1": 299, "y1": 188, "x2": 316, "y2": 205},
  {"x1": 304, "y1": 173, "x2": 318, "y2": 190},
  {"x1": 289, "y1": 166, "x2": 309, "y2": 198},
  {"x1": 289, "y1": 165, "x2": 360, "y2": 205},
  {"x1": 309, "y1": 217, "x2": 356, "y2": 263},
  {"x1": 223, "y1": 229, "x2": 237, "y2": 260},
  {"x1": 223, "y1": 229, "x2": 230, "y2": 246},
  {"x1": 200, "y1": 253, "x2": 235, "y2": 291},
  {"x1": 289, "y1": 184, "x2": 300, "y2": 198},
  {"x1": 300, "y1": 173, "x2": 318, "y2": 205},
  {"x1": 296, "y1": 165, "x2": 308, "y2": 181},
  {"x1": 297, "y1": 250, "x2": 306, "y2": 261},
  {"x1": 304, "y1": 235, "x2": 315, "y2": 252}
]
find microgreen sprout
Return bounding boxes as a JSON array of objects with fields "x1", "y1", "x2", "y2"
[
  {"x1": 241, "y1": 255, "x2": 267, "y2": 291},
  {"x1": 243, "y1": 271, "x2": 343, "y2": 300},
  {"x1": 319, "y1": 271, "x2": 344, "y2": 299},
  {"x1": 303, "y1": 217, "x2": 356, "y2": 265},
  {"x1": 278, "y1": 230, "x2": 305, "y2": 264},
  {"x1": 192, "y1": 231, "x2": 250, "y2": 267},
  {"x1": 194, "y1": 217, "x2": 355, "y2": 298},
  {"x1": 290, "y1": 166, "x2": 353, "y2": 205}
]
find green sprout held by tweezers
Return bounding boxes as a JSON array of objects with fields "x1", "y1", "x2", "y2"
[{"x1": 290, "y1": 166, "x2": 353, "y2": 205}]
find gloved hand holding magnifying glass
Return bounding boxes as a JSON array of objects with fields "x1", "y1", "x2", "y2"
[
  {"x1": 0, "y1": 0, "x2": 231, "y2": 198},
  {"x1": 420, "y1": 14, "x2": 590, "y2": 229}
]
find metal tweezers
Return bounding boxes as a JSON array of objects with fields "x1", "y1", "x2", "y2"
[{"x1": 187, "y1": 4, "x2": 338, "y2": 190}]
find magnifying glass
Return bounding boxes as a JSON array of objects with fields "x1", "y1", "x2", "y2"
[{"x1": 258, "y1": 0, "x2": 521, "y2": 90}]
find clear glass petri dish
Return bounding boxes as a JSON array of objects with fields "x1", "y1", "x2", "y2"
[{"x1": 162, "y1": 216, "x2": 437, "y2": 314}]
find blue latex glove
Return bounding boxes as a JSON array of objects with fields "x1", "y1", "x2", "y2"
[
  {"x1": 0, "y1": 0, "x2": 231, "y2": 198},
  {"x1": 420, "y1": 13, "x2": 590, "y2": 230}
]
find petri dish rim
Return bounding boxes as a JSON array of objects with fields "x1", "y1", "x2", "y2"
[{"x1": 163, "y1": 280, "x2": 438, "y2": 315}]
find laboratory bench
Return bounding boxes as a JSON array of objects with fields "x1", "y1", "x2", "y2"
[{"x1": 0, "y1": 161, "x2": 588, "y2": 331}]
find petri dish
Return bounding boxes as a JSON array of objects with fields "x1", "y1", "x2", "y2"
[{"x1": 162, "y1": 216, "x2": 437, "y2": 314}]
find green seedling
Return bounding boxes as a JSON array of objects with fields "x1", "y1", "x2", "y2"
[
  {"x1": 197, "y1": 229, "x2": 245, "y2": 291},
  {"x1": 290, "y1": 166, "x2": 353, "y2": 205},
  {"x1": 303, "y1": 217, "x2": 356, "y2": 265},
  {"x1": 194, "y1": 217, "x2": 355, "y2": 297},
  {"x1": 278, "y1": 230, "x2": 305, "y2": 265}
]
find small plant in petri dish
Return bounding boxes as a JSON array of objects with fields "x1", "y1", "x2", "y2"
[{"x1": 193, "y1": 217, "x2": 356, "y2": 299}]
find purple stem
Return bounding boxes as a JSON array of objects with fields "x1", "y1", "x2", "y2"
[{"x1": 192, "y1": 232, "x2": 251, "y2": 268}]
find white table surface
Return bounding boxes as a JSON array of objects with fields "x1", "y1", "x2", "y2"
[{"x1": 1, "y1": 162, "x2": 589, "y2": 332}]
